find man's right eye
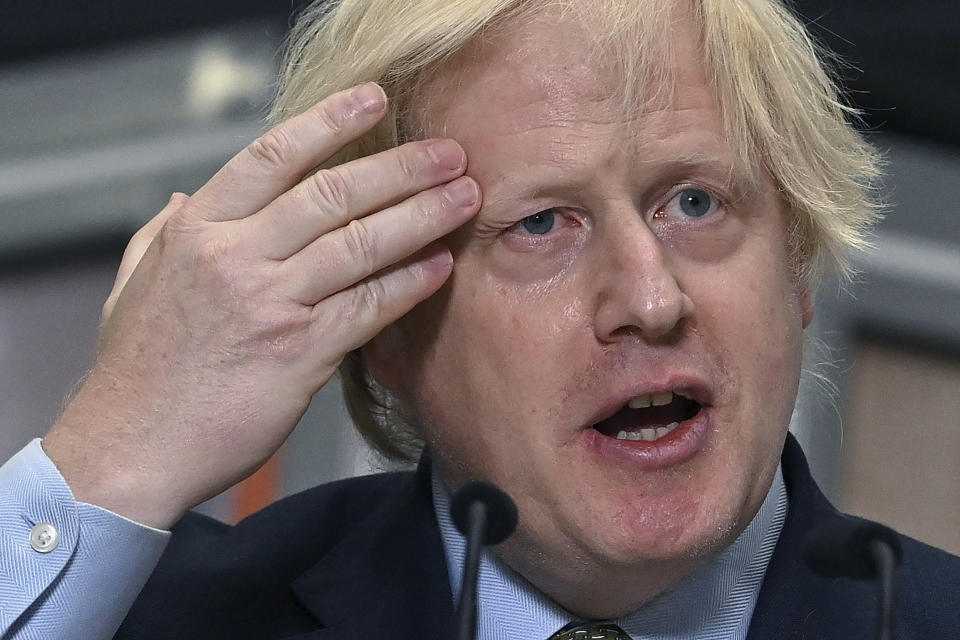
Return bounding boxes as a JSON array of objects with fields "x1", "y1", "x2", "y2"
[{"x1": 516, "y1": 210, "x2": 557, "y2": 235}]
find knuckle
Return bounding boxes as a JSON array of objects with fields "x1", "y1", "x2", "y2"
[
  {"x1": 154, "y1": 219, "x2": 177, "y2": 253},
  {"x1": 432, "y1": 183, "x2": 452, "y2": 210},
  {"x1": 156, "y1": 211, "x2": 199, "y2": 252},
  {"x1": 309, "y1": 168, "x2": 352, "y2": 213},
  {"x1": 351, "y1": 278, "x2": 387, "y2": 323},
  {"x1": 310, "y1": 101, "x2": 345, "y2": 136},
  {"x1": 416, "y1": 190, "x2": 443, "y2": 226},
  {"x1": 196, "y1": 235, "x2": 232, "y2": 270},
  {"x1": 342, "y1": 219, "x2": 378, "y2": 274},
  {"x1": 246, "y1": 129, "x2": 296, "y2": 170},
  {"x1": 396, "y1": 146, "x2": 424, "y2": 180},
  {"x1": 195, "y1": 234, "x2": 244, "y2": 289}
]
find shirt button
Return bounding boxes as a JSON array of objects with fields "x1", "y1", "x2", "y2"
[{"x1": 29, "y1": 523, "x2": 60, "y2": 553}]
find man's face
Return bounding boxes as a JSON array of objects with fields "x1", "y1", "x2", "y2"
[{"x1": 372, "y1": 7, "x2": 809, "y2": 615}]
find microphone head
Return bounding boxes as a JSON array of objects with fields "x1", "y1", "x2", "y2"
[
  {"x1": 802, "y1": 517, "x2": 903, "y2": 580},
  {"x1": 450, "y1": 481, "x2": 519, "y2": 545}
]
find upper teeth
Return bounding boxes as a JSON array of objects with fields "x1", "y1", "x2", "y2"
[{"x1": 628, "y1": 391, "x2": 676, "y2": 409}]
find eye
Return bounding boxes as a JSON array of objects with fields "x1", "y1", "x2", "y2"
[
  {"x1": 660, "y1": 188, "x2": 720, "y2": 220},
  {"x1": 516, "y1": 209, "x2": 557, "y2": 235}
]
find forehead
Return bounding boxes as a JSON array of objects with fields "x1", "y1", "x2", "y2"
[{"x1": 413, "y1": 4, "x2": 728, "y2": 190}]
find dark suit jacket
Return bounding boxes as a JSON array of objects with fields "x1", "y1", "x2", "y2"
[{"x1": 115, "y1": 435, "x2": 960, "y2": 639}]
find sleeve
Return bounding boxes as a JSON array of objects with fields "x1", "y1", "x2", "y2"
[{"x1": 0, "y1": 439, "x2": 171, "y2": 640}]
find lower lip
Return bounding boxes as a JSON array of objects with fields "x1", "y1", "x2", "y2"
[{"x1": 580, "y1": 406, "x2": 713, "y2": 471}]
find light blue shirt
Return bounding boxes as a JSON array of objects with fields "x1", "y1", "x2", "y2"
[
  {"x1": 0, "y1": 439, "x2": 785, "y2": 640},
  {"x1": 432, "y1": 467, "x2": 787, "y2": 640},
  {"x1": 0, "y1": 440, "x2": 169, "y2": 640}
]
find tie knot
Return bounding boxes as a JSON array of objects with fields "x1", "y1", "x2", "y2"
[{"x1": 548, "y1": 622, "x2": 631, "y2": 640}]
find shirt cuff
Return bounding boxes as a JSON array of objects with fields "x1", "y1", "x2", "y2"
[{"x1": 0, "y1": 438, "x2": 170, "y2": 638}]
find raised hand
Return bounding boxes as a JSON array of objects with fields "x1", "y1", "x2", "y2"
[{"x1": 44, "y1": 83, "x2": 480, "y2": 529}]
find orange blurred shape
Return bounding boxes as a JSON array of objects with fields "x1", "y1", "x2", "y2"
[{"x1": 231, "y1": 450, "x2": 282, "y2": 523}]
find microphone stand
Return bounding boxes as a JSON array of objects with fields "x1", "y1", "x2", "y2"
[
  {"x1": 456, "y1": 501, "x2": 487, "y2": 640},
  {"x1": 450, "y1": 481, "x2": 518, "y2": 640},
  {"x1": 868, "y1": 539, "x2": 897, "y2": 640},
  {"x1": 802, "y1": 519, "x2": 902, "y2": 640}
]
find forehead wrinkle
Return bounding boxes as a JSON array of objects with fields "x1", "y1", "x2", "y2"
[
  {"x1": 472, "y1": 123, "x2": 627, "y2": 211},
  {"x1": 634, "y1": 148, "x2": 730, "y2": 173},
  {"x1": 425, "y1": 69, "x2": 620, "y2": 144},
  {"x1": 476, "y1": 90, "x2": 723, "y2": 179},
  {"x1": 631, "y1": 139, "x2": 762, "y2": 194}
]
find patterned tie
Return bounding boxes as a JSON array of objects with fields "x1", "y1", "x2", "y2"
[{"x1": 548, "y1": 621, "x2": 632, "y2": 640}]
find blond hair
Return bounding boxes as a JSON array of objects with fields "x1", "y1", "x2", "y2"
[{"x1": 270, "y1": 0, "x2": 881, "y2": 461}]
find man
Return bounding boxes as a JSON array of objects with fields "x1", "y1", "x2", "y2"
[{"x1": 1, "y1": 0, "x2": 958, "y2": 638}]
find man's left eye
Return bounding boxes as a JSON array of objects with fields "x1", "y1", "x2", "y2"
[
  {"x1": 664, "y1": 188, "x2": 720, "y2": 219},
  {"x1": 516, "y1": 209, "x2": 557, "y2": 235}
]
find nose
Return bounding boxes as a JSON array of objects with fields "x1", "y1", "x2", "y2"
[{"x1": 592, "y1": 221, "x2": 694, "y2": 343}]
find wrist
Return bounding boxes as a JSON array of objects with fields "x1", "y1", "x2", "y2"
[{"x1": 43, "y1": 382, "x2": 188, "y2": 530}]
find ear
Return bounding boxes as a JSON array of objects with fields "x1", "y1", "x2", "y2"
[
  {"x1": 800, "y1": 286, "x2": 814, "y2": 329},
  {"x1": 361, "y1": 326, "x2": 404, "y2": 393}
]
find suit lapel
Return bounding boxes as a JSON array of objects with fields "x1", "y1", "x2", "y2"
[
  {"x1": 746, "y1": 434, "x2": 879, "y2": 639},
  {"x1": 286, "y1": 459, "x2": 455, "y2": 640}
]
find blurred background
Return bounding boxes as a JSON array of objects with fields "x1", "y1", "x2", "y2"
[{"x1": 1, "y1": 1, "x2": 957, "y2": 554}]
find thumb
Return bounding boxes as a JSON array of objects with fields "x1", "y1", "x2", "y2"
[{"x1": 101, "y1": 192, "x2": 188, "y2": 327}]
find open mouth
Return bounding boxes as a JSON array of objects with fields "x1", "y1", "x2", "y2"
[{"x1": 591, "y1": 391, "x2": 703, "y2": 443}]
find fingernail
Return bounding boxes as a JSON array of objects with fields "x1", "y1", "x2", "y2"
[
  {"x1": 427, "y1": 140, "x2": 465, "y2": 171},
  {"x1": 354, "y1": 83, "x2": 386, "y2": 113},
  {"x1": 443, "y1": 176, "x2": 478, "y2": 207},
  {"x1": 427, "y1": 249, "x2": 453, "y2": 266}
]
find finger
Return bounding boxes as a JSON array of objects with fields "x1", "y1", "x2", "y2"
[
  {"x1": 312, "y1": 244, "x2": 454, "y2": 361},
  {"x1": 280, "y1": 176, "x2": 479, "y2": 305},
  {"x1": 247, "y1": 138, "x2": 467, "y2": 260},
  {"x1": 186, "y1": 83, "x2": 388, "y2": 222},
  {"x1": 101, "y1": 193, "x2": 187, "y2": 326}
]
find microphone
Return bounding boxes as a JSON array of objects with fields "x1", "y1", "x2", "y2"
[
  {"x1": 802, "y1": 518, "x2": 903, "y2": 640},
  {"x1": 450, "y1": 481, "x2": 519, "y2": 640}
]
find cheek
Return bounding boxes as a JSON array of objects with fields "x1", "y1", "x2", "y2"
[
  {"x1": 706, "y1": 228, "x2": 802, "y2": 327},
  {"x1": 692, "y1": 244, "x2": 804, "y2": 390},
  {"x1": 404, "y1": 267, "x2": 595, "y2": 463},
  {"x1": 400, "y1": 271, "x2": 557, "y2": 419},
  {"x1": 449, "y1": 266, "x2": 588, "y2": 361}
]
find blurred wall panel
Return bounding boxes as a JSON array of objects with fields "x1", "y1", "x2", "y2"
[
  {"x1": 797, "y1": 133, "x2": 960, "y2": 510},
  {"x1": 838, "y1": 341, "x2": 960, "y2": 555},
  {"x1": 0, "y1": 258, "x2": 116, "y2": 454}
]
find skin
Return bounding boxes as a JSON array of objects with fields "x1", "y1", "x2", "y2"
[{"x1": 368, "y1": 7, "x2": 812, "y2": 618}]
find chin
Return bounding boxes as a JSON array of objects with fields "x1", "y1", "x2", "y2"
[
  {"x1": 559, "y1": 449, "x2": 763, "y2": 568},
  {"x1": 500, "y1": 503, "x2": 740, "y2": 619},
  {"x1": 604, "y1": 501, "x2": 741, "y2": 567}
]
